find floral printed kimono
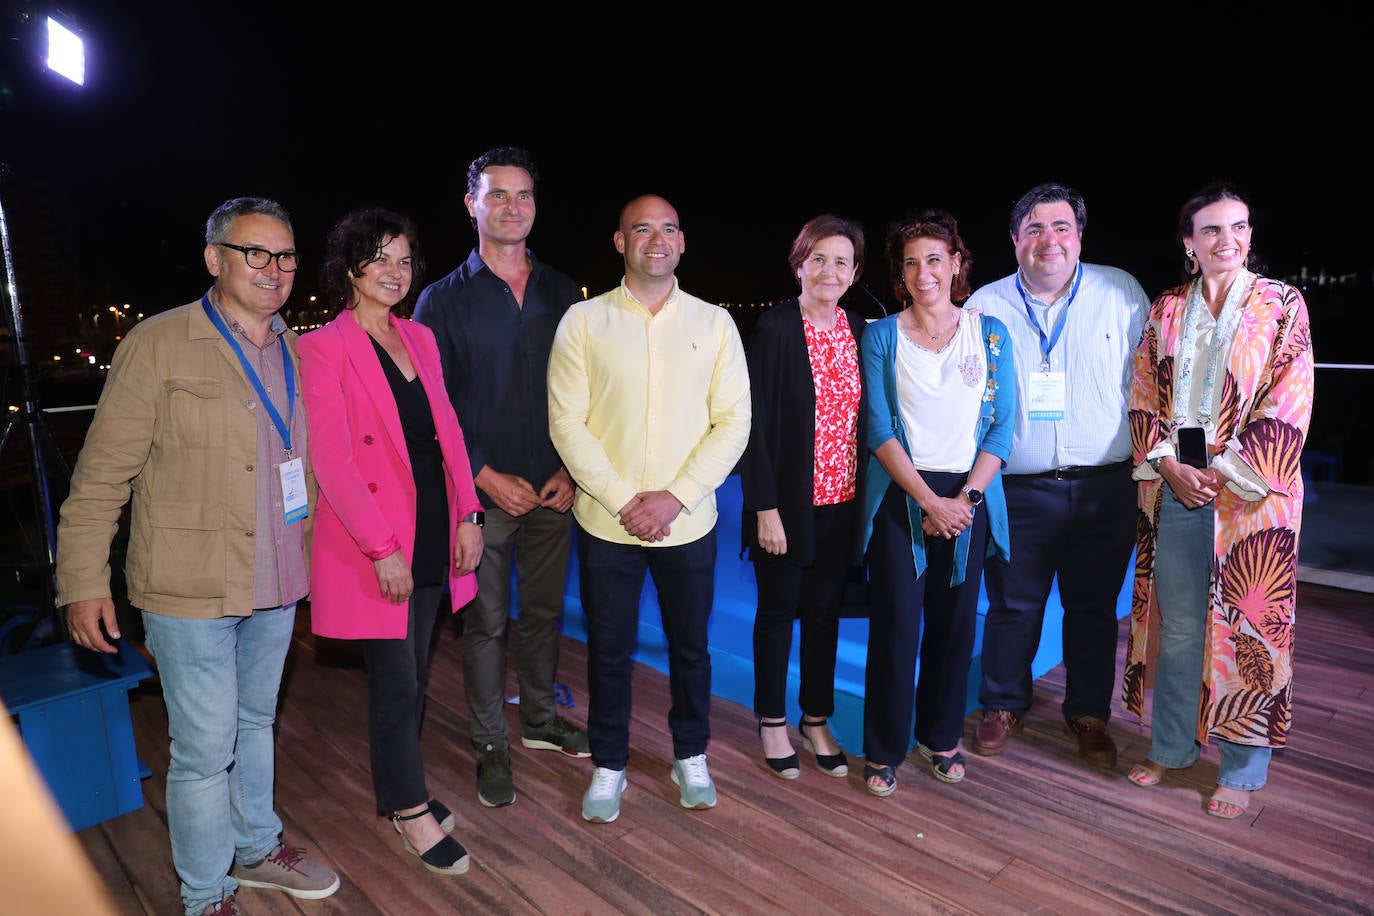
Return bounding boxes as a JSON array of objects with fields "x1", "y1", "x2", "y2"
[{"x1": 1122, "y1": 274, "x2": 1314, "y2": 748}]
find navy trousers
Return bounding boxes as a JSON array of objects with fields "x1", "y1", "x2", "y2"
[
  {"x1": 978, "y1": 467, "x2": 1136, "y2": 722},
  {"x1": 577, "y1": 525, "x2": 717, "y2": 770},
  {"x1": 864, "y1": 474, "x2": 988, "y2": 765}
]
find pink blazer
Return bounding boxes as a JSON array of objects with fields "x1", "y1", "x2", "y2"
[{"x1": 298, "y1": 309, "x2": 480, "y2": 639}]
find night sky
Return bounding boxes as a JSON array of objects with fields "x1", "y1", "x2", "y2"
[{"x1": 3, "y1": 6, "x2": 1370, "y2": 338}]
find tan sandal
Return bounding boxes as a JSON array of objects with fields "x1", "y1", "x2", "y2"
[
  {"x1": 1206, "y1": 787, "x2": 1252, "y2": 819},
  {"x1": 1127, "y1": 761, "x2": 1167, "y2": 787}
]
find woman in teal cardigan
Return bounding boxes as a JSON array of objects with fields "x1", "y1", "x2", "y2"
[{"x1": 859, "y1": 210, "x2": 1016, "y2": 796}]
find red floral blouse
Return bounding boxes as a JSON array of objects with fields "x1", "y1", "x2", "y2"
[{"x1": 803, "y1": 310, "x2": 862, "y2": 506}]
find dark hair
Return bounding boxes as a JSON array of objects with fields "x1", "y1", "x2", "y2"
[
  {"x1": 787, "y1": 214, "x2": 865, "y2": 285},
  {"x1": 1176, "y1": 181, "x2": 1266, "y2": 280},
  {"x1": 465, "y1": 147, "x2": 540, "y2": 232},
  {"x1": 1008, "y1": 182, "x2": 1087, "y2": 238},
  {"x1": 319, "y1": 208, "x2": 425, "y2": 314},
  {"x1": 205, "y1": 196, "x2": 292, "y2": 245},
  {"x1": 885, "y1": 209, "x2": 973, "y2": 306},
  {"x1": 467, "y1": 145, "x2": 539, "y2": 197}
]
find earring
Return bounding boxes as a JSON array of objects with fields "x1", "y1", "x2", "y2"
[{"x1": 1185, "y1": 247, "x2": 1199, "y2": 276}]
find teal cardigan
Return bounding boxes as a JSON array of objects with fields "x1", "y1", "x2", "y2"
[{"x1": 859, "y1": 311, "x2": 1016, "y2": 585}]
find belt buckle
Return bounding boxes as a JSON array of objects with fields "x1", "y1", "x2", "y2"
[{"x1": 1052, "y1": 466, "x2": 1077, "y2": 480}]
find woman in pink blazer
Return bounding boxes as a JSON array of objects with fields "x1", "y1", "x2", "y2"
[{"x1": 299, "y1": 208, "x2": 482, "y2": 877}]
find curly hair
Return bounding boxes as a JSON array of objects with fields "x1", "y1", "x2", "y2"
[
  {"x1": 884, "y1": 209, "x2": 973, "y2": 306},
  {"x1": 318, "y1": 208, "x2": 425, "y2": 314}
]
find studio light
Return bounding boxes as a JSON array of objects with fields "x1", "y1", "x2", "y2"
[
  {"x1": 0, "y1": 8, "x2": 87, "y2": 643},
  {"x1": 45, "y1": 15, "x2": 84, "y2": 86}
]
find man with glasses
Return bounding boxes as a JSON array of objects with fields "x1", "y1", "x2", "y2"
[{"x1": 55, "y1": 197, "x2": 339, "y2": 916}]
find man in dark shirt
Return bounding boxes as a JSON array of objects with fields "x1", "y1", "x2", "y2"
[{"x1": 414, "y1": 147, "x2": 588, "y2": 809}]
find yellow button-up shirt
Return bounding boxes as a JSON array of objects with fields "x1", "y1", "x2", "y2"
[{"x1": 547, "y1": 279, "x2": 750, "y2": 546}]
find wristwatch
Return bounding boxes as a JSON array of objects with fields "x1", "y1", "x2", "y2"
[
  {"x1": 960, "y1": 486, "x2": 984, "y2": 507},
  {"x1": 1148, "y1": 456, "x2": 1163, "y2": 472},
  {"x1": 461, "y1": 511, "x2": 485, "y2": 527}
]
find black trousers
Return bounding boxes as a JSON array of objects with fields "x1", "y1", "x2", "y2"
[
  {"x1": 362, "y1": 583, "x2": 444, "y2": 814},
  {"x1": 750, "y1": 499, "x2": 856, "y2": 720}
]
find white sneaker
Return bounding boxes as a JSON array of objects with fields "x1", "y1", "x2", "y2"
[
  {"x1": 581, "y1": 767, "x2": 627, "y2": 823},
  {"x1": 670, "y1": 754, "x2": 717, "y2": 810}
]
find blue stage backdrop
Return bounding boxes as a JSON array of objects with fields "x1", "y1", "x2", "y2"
[{"x1": 550, "y1": 474, "x2": 1132, "y2": 755}]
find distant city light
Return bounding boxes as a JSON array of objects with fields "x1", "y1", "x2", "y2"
[{"x1": 46, "y1": 17, "x2": 85, "y2": 86}]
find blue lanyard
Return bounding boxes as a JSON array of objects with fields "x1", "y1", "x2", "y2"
[
  {"x1": 201, "y1": 295, "x2": 295, "y2": 455},
  {"x1": 1014, "y1": 262, "x2": 1082, "y2": 370}
]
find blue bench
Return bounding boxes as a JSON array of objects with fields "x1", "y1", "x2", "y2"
[{"x1": 0, "y1": 639, "x2": 154, "y2": 832}]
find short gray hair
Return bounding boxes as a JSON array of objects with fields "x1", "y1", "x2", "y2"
[{"x1": 205, "y1": 196, "x2": 293, "y2": 245}]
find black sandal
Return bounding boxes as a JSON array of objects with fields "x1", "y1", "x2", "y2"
[
  {"x1": 757, "y1": 719, "x2": 800, "y2": 779},
  {"x1": 391, "y1": 806, "x2": 471, "y2": 875},
  {"x1": 426, "y1": 797, "x2": 455, "y2": 833},
  {"x1": 799, "y1": 716, "x2": 849, "y2": 777},
  {"x1": 864, "y1": 763, "x2": 897, "y2": 797},
  {"x1": 918, "y1": 744, "x2": 966, "y2": 784}
]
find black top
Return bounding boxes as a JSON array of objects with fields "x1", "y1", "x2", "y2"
[
  {"x1": 738, "y1": 298, "x2": 869, "y2": 568},
  {"x1": 371, "y1": 335, "x2": 448, "y2": 587},
  {"x1": 413, "y1": 248, "x2": 582, "y2": 502}
]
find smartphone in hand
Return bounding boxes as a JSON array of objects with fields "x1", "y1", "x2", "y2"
[{"x1": 1177, "y1": 426, "x2": 1209, "y2": 469}]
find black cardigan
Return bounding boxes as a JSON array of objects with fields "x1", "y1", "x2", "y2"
[{"x1": 738, "y1": 298, "x2": 869, "y2": 567}]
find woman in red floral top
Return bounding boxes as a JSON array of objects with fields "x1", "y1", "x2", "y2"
[{"x1": 739, "y1": 214, "x2": 869, "y2": 780}]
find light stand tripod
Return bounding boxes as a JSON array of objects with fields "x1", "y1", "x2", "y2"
[{"x1": 0, "y1": 173, "x2": 71, "y2": 645}]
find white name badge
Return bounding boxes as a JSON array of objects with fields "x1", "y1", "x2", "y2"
[
  {"x1": 1028, "y1": 370, "x2": 1066, "y2": 421},
  {"x1": 279, "y1": 457, "x2": 308, "y2": 524}
]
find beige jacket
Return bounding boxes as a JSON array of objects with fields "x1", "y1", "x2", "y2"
[{"x1": 55, "y1": 298, "x2": 312, "y2": 618}]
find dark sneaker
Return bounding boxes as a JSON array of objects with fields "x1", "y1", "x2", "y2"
[
  {"x1": 200, "y1": 892, "x2": 243, "y2": 915},
  {"x1": 521, "y1": 716, "x2": 591, "y2": 758},
  {"x1": 231, "y1": 844, "x2": 339, "y2": 900},
  {"x1": 476, "y1": 742, "x2": 516, "y2": 808}
]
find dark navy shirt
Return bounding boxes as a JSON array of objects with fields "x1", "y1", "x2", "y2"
[{"x1": 413, "y1": 248, "x2": 582, "y2": 506}]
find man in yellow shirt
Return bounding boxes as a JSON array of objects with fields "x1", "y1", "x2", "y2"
[{"x1": 547, "y1": 194, "x2": 751, "y2": 824}]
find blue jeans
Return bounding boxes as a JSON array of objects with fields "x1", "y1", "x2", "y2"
[
  {"x1": 142, "y1": 604, "x2": 296, "y2": 916},
  {"x1": 1150, "y1": 487, "x2": 1270, "y2": 790}
]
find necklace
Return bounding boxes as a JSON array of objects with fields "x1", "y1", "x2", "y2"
[{"x1": 908, "y1": 309, "x2": 959, "y2": 342}]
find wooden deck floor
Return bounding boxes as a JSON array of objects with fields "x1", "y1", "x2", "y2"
[{"x1": 74, "y1": 581, "x2": 1374, "y2": 915}]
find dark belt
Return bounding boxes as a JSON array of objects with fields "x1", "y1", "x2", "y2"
[{"x1": 1013, "y1": 460, "x2": 1131, "y2": 481}]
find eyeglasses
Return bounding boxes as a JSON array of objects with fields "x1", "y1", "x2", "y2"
[{"x1": 218, "y1": 242, "x2": 299, "y2": 272}]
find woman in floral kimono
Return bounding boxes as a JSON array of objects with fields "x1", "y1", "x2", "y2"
[{"x1": 1122, "y1": 183, "x2": 1313, "y2": 819}]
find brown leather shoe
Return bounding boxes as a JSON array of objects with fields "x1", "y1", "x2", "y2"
[
  {"x1": 971, "y1": 709, "x2": 1022, "y2": 756},
  {"x1": 1067, "y1": 716, "x2": 1118, "y2": 768}
]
